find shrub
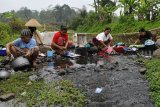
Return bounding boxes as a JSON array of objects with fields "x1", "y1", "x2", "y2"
[
  {"x1": 9, "y1": 18, "x2": 25, "y2": 34},
  {"x1": 0, "y1": 22, "x2": 12, "y2": 45}
]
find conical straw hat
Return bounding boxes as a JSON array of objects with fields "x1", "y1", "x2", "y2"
[{"x1": 25, "y1": 18, "x2": 42, "y2": 27}]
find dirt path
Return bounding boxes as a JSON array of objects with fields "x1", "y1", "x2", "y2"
[{"x1": 62, "y1": 55, "x2": 154, "y2": 107}]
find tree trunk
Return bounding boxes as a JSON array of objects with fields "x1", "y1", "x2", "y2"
[
  {"x1": 146, "y1": 12, "x2": 151, "y2": 21},
  {"x1": 94, "y1": 0, "x2": 97, "y2": 13}
]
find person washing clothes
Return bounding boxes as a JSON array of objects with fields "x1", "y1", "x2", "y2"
[
  {"x1": 134, "y1": 28, "x2": 153, "y2": 45},
  {"x1": 51, "y1": 25, "x2": 72, "y2": 55},
  {"x1": 134, "y1": 28, "x2": 157, "y2": 55},
  {"x1": 6, "y1": 29, "x2": 39, "y2": 67},
  {"x1": 92, "y1": 27, "x2": 113, "y2": 53}
]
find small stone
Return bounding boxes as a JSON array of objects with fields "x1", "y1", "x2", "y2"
[
  {"x1": 0, "y1": 93, "x2": 15, "y2": 101},
  {"x1": 115, "y1": 61, "x2": 119, "y2": 65},
  {"x1": 4, "y1": 65, "x2": 11, "y2": 70},
  {"x1": 58, "y1": 70, "x2": 66, "y2": 76},
  {"x1": 122, "y1": 67, "x2": 128, "y2": 70},
  {"x1": 94, "y1": 67, "x2": 101, "y2": 72},
  {"x1": 0, "y1": 63, "x2": 5, "y2": 66},
  {"x1": 27, "y1": 81, "x2": 32, "y2": 86},
  {"x1": 65, "y1": 69, "x2": 73, "y2": 73},
  {"x1": 139, "y1": 68, "x2": 147, "y2": 74},
  {"x1": 29, "y1": 75, "x2": 38, "y2": 81},
  {"x1": 144, "y1": 56, "x2": 152, "y2": 59},
  {"x1": 128, "y1": 63, "x2": 134, "y2": 65},
  {"x1": 109, "y1": 66, "x2": 115, "y2": 70},
  {"x1": 21, "y1": 91, "x2": 27, "y2": 96}
]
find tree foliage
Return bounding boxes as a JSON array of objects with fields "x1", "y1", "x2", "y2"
[
  {"x1": 0, "y1": 4, "x2": 77, "y2": 31},
  {"x1": 0, "y1": 1, "x2": 160, "y2": 33},
  {"x1": 118, "y1": 0, "x2": 160, "y2": 21}
]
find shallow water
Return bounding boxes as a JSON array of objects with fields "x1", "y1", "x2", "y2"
[{"x1": 43, "y1": 54, "x2": 111, "y2": 69}]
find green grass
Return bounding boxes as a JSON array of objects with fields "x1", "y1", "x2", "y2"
[
  {"x1": 0, "y1": 72, "x2": 85, "y2": 107},
  {"x1": 145, "y1": 59, "x2": 160, "y2": 107},
  {"x1": 0, "y1": 56, "x2": 4, "y2": 61},
  {"x1": 77, "y1": 20, "x2": 160, "y2": 34}
]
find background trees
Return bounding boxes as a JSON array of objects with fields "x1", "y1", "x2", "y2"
[
  {"x1": 0, "y1": 1, "x2": 160, "y2": 32},
  {"x1": 118, "y1": 0, "x2": 160, "y2": 21}
]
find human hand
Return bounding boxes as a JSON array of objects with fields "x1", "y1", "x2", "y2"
[
  {"x1": 60, "y1": 46, "x2": 66, "y2": 50},
  {"x1": 62, "y1": 46, "x2": 67, "y2": 50},
  {"x1": 25, "y1": 51, "x2": 31, "y2": 57}
]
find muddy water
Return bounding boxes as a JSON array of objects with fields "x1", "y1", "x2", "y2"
[
  {"x1": 62, "y1": 55, "x2": 154, "y2": 107},
  {"x1": 36, "y1": 55, "x2": 111, "y2": 84},
  {"x1": 0, "y1": 54, "x2": 154, "y2": 107}
]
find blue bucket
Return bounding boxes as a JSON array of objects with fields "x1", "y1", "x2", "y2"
[
  {"x1": 47, "y1": 50, "x2": 54, "y2": 58},
  {"x1": 0, "y1": 48, "x2": 7, "y2": 56}
]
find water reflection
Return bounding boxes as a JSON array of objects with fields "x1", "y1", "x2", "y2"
[
  {"x1": 45, "y1": 55, "x2": 110, "y2": 70},
  {"x1": 53, "y1": 57, "x2": 74, "y2": 69},
  {"x1": 75, "y1": 56, "x2": 97, "y2": 65}
]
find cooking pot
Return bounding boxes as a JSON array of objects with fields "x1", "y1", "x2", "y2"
[
  {"x1": 12, "y1": 56, "x2": 30, "y2": 71},
  {"x1": 0, "y1": 69, "x2": 10, "y2": 79}
]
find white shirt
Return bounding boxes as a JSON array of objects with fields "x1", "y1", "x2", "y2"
[{"x1": 96, "y1": 32, "x2": 113, "y2": 41}]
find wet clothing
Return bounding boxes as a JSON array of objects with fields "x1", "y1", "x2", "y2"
[
  {"x1": 13, "y1": 38, "x2": 37, "y2": 49},
  {"x1": 139, "y1": 31, "x2": 152, "y2": 44},
  {"x1": 52, "y1": 31, "x2": 68, "y2": 46}
]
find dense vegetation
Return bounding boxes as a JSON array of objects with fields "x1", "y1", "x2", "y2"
[
  {"x1": 0, "y1": 0, "x2": 160, "y2": 45},
  {"x1": 0, "y1": 0, "x2": 160, "y2": 33},
  {"x1": 145, "y1": 59, "x2": 160, "y2": 107},
  {"x1": 76, "y1": 0, "x2": 160, "y2": 33}
]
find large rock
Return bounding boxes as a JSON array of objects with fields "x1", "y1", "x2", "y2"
[
  {"x1": 0, "y1": 93, "x2": 15, "y2": 101},
  {"x1": 153, "y1": 48, "x2": 160, "y2": 58},
  {"x1": 155, "y1": 38, "x2": 160, "y2": 47}
]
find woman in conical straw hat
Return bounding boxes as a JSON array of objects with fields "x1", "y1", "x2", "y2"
[
  {"x1": 25, "y1": 18, "x2": 43, "y2": 45},
  {"x1": 25, "y1": 18, "x2": 52, "y2": 53}
]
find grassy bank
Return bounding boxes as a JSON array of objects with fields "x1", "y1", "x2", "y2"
[
  {"x1": 145, "y1": 59, "x2": 160, "y2": 107},
  {"x1": 77, "y1": 20, "x2": 160, "y2": 34},
  {"x1": 0, "y1": 72, "x2": 85, "y2": 107}
]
